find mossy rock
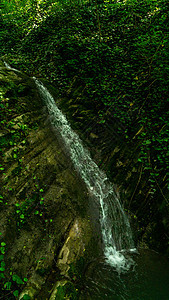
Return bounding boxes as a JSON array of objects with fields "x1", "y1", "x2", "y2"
[{"x1": 0, "y1": 65, "x2": 96, "y2": 299}]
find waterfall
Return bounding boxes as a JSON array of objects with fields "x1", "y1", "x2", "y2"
[
  {"x1": 4, "y1": 61, "x2": 22, "y2": 73},
  {"x1": 4, "y1": 61, "x2": 11, "y2": 68},
  {"x1": 34, "y1": 78, "x2": 135, "y2": 272}
]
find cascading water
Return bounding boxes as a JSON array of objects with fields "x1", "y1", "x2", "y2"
[
  {"x1": 34, "y1": 78, "x2": 135, "y2": 272},
  {"x1": 4, "y1": 61, "x2": 11, "y2": 68},
  {"x1": 34, "y1": 79, "x2": 135, "y2": 270},
  {"x1": 4, "y1": 61, "x2": 21, "y2": 73}
]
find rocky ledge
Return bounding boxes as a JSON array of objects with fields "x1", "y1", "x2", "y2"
[{"x1": 0, "y1": 62, "x2": 95, "y2": 299}]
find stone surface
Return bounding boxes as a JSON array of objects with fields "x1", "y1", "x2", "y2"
[
  {"x1": 57, "y1": 218, "x2": 91, "y2": 276},
  {"x1": 0, "y1": 63, "x2": 95, "y2": 299}
]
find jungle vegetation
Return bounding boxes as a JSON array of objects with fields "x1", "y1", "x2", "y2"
[{"x1": 0, "y1": 0, "x2": 169, "y2": 257}]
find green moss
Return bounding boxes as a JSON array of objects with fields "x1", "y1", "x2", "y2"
[{"x1": 55, "y1": 282, "x2": 78, "y2": 300}]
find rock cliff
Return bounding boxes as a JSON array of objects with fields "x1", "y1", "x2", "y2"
[{"x1": 0, "y1": 62, "x2": 94, "y2": 299}]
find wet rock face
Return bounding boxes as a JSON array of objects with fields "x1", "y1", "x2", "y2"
[{"x1": 0, "y1": 63, "x2": 94, "y2": 299}]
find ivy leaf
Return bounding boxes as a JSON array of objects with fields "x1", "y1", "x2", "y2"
[
  {"x1": 24, "y1": 277, "x2": 28, "y2": 282},
  {"x1": 1, "y1": 242, "x2": 6, "y2": 246},
  {"x1": 0, "y1": 247, "x2": 5, "y2": 254},
  {"x1": 0, "y1": 273, "x2": 5, "y2": 279},
  {"x1": 12, "y1": 274, "x2": 24, "y2": 284},
  {"x1": 4, "y1": 281, "x2": 12, "y2": 290},
  {"x1": 13, "y1": 290, "x2": 19, "y2": 297},
  {"x1": 1, "y1": 261, "x2": 5, "y2": 267}
]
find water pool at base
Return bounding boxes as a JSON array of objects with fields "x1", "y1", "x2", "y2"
[{"x1": 81, "y1": 249, "x2": 169, "y2": 299}]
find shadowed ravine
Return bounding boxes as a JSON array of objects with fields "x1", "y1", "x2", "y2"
[{"x1": 34, "y1": 78, "x2": 135, "y2": 272}]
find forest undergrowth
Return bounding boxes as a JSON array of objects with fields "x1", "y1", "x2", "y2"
[{"x1": 0, "y1": 0, "x2": 169, "y2": 255}]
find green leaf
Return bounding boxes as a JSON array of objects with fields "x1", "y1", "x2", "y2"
[
  {"x1": 4, "y1": 281, "x2": 12, "y2": 290},
  {"x1": 1, "y1": 242, "x2": 6, "y2": 247},
  {"x1": 24, "y1": 277, "x2": 28, "y2": 282},
  {"x1": 0, "y1": 273, "x2": 5, "y2": 279},
  {"x1": 12, "y1": 274, "x2": 24, "y2": 284},
  {"x1": 0, "y1": 247, "x2": 5, "y2": 254},
  {"x1": 13, "y1": 290, "x2": 19, "y2": 297},
  {"x1": 22, "y1": 295, "x2": 31, "y2": 300},
  {"x1": 1, "y1": 261, "x2": 5, "y2": 267}
]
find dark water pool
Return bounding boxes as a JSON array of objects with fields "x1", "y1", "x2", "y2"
[{"x1": 81, "y1": 249, "x2": 169, "y2": 299}]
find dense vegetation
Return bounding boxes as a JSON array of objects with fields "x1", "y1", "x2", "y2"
[{"x1": 0, "y1": 0, "x2": 169, "y2": 265}]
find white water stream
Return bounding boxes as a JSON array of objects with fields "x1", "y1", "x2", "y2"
[
  {"x1": 4, "y1": 61, "x2": 21, "y2": 73},
  {"x1": 34, "y1": 78, "x2": 135, "y2": 272}
]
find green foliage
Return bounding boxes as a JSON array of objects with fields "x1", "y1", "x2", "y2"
[
  {"x1": 0, "y1": 86, "x2": 29, "y2": 173},
  {"x1": 0, "y1": 80, "x2": 49, "y2": 297},
  {"x1": 0, "y1": 238, "x2": 27, "y2": 298},
  {"x1": 55, "y1": 282, "x2": 79, "y2": 300},
  {"x1": 12, "y1": 274, "x2": 24, "y2": 285},
  {"x1": 21, "y1": 295, "x2": 31, "y2": 300},
  {"x1": 14, "y1": 189, "x2": 47, "y2": 229}
]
